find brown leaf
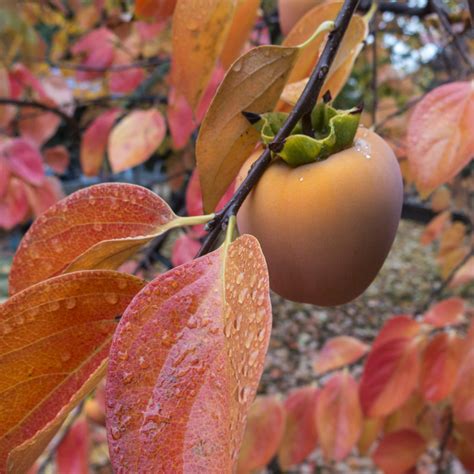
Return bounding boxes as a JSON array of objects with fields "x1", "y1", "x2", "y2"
[
  {"x1": 0, "y1": 270, "x2": 145, "y2": 473},
  {"x1": 106, "y1": 235, "x2": 272, "y2": 471},
  {"x1": 196, "y1": 44, "x2": 299, "y2": 212}
]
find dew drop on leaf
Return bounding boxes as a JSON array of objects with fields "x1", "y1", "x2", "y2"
[{"x1": 106, "y1": 293, "x2": 119, "y2": 305}]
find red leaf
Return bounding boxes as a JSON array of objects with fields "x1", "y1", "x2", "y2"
[
  {"x1": 316, "y1": 372, "x2": 362, "y2": 461},
  {"x1": 420, "y1": 333, "x2": 464, "y2": 403},
  {"x1": 313, "y1": 336, "x2": 369, "y2": 375},
  {"x1": 423, "y1": 297, "x2": 465, "y2": 328},
  {"x1": 108, "y1": 65, "x2": 144, "y2": 94},
  {"x1": 0, "y1": 178, "x2": 29, "y2": 230},
  {"x1": 56, "y1": 417, "x2": 90, "y2": 474},
  {"x1": 407, "y1": 81, "x2": 474, "y2": 196},
  {"x1": 23, "y1": 176, "x2": 64, "y2": 218},
  {"x1": 106, "y1": 235, "x2": 272, "y2": 472},
  {"x1": 449, "y1": 256, "x2": 474, "y2": 288},
  {"x1": 171, "y1": 234, "x2": 201, "y2": 267},
  {"x1": 195, "y1": 65, "x2": 225, "y2": 123},
  {"x1": 81, "y1": 108, "x2": 121, "y2": 177},
  {"x1": 44, "y1": 145, "x2": 69, "y2": 175},
  {"x1": 71, "y1": 28, "x2": 117, "y2": 80},
  {"x1": 108, "y1": 109, "x2": 166, "y2": 173},
  {"x1": 0, "y1": 270, "x2": 145, "y2": 473},
  {"x1": 453, "y1": 347, "x2": 474, "y2": 425},
  {"x1": 278, "y1": 386, "x2": 319, "y2": 469},
  {"x1": 9, "y1": 183, "x2": 176, "y2": 294},
  {"x1": 135, "y1": 0, "x2": 177, "y2": 20},
  {"x1": 359, "y1": 337, "x2": 421, "y2": 417},
  {"x1": 237, "y1": 396, "x2": 286, "y2": 473},
  {"x1": 0, "y1": 138, "x2": 44, "y2": 186},
  {"x1": 167, "y1": 87, "x2": 196, "y2": 150},
  {"x1": 372, "y1": 429, "x2": 426, "y2": 474},
  {"x1": 0, "y1": 156, "x2": 10, "y2": 196},
  {"x1": 0, "y1": 67, "x2": 15, "y2": 127},
  {"x1": 372, "y1": 315, "x2": 420, "y2": 350},
  {"x1": 420, "y1": 211, "x2": 451, "y2": 246},
  {"x1": 357, "y1": 417, "x2": 383, "y2": 456}
]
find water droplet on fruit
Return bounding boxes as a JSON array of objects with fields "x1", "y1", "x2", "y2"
[
  {"x1": 354, "y1": 138, "x2": 371, "y2": 159},
  {"x1": 299, "y1": 177, "x2": 304, "y2": 182},
  {"x1": 111, "y1": 427, "x2": 122, "y2": 440}
]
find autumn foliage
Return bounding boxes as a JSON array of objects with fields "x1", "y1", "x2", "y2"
[{"x1": 0, "y1": 0, "x2": 473, "y2": 472}]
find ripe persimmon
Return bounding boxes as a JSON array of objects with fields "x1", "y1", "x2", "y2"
[{"x1": 237, "y1": 126, "x2": 403, "y2": 306}]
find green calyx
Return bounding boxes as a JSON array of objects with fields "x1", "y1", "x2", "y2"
[{"x1": 252, "y1": 103, "x2": 362, "y2": 167}]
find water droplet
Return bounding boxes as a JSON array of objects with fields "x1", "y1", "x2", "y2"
[
  {"x1": 233, "y1": 61, "x2": 243, "y2": 72},
  {"x1": 257, "y1": 328, "x2": 265, "y2": 341},
  {"x1": 61, "y1": 351, "x2": 71, "y2": 363},
  {"x1": 110, "y1": 198, "x2": 120, "y2": 210},
  {"x1": 66, "y1": 297, "x2": 76, "y2": 310},
  {"x1": 51, "y1": 238, "x2": 63, "y2": 253},
  {"x1": 139, "y1": 356, "x2": 149, "y2": 369},
  {"x1": 48, "y1": 301, "x2": 60, "y2": 312},
  {"x1": 233, "y1": 313, "x2": 242, "y2": 331},
  {"x1": 93, "y1": 222, "x2": 103, "y2": 232},
  {"x1": 238, "y1": 386, "x2": 251, "y2": 403},
  {"x1": 187, "y1": 18, "x2": 199, "y2": 31},
  {"x1": 299, "y1": 177, "x2": 304, "y2": 182},
  {"x1": 122, "y1": 371, "x2": 133, "y2": 384},
  {"x1": 224, "y1": 319, "x2": 232, "y2": 338},
  {"x1": 111, "y1": 426, "x2": 122, "y2": 440},
  {"x1": 244, "y1": 333, "x2": 254, "y2": 349},
  {"x1": 256, "y1": 308, "x2": 266, "y2": 323},
  {"x1": 161, "y1": 330, "x2": 174, "y2": 348},
  {"x1": 118, "y1": 279, "x2": 127, "y2": 290},
  {"x1": 248, "y1": 349, "x2": 259, "y2": 367},
  {"x1": 354, "y1": 138, "x2": 371, "y2": 159},
  {"x1": 106, "y1": 293, "x2": 119, "y2": 305},
  {"x1": 2, "y1": 323, "x2": 12, "y2": 335},
  {"x1": 237, "y1": 288, "x2": 247, "y2": 304},
  {"x1": 16, "y1": 315, "x2": 25, "y2": 326},
  {"x1": 89, "y1": 196, "x2": 96, "y2": 205},
  {"x1": 117, "y1": 350, "x2": 129, "y2": 361},
  {"x1": 256, "y1": 293, "x2": 264, "y2": 306},
  {"x1": 236, "y1": 272, "x2": 244, "y2": 284}
]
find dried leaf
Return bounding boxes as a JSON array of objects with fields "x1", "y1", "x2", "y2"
[
  {"x1": 0, "y1": 270, "x2": 145, "y2": 473},
  {"x1": 407, "y1": 81, "x2": 474, "y2": 196},
  {"x1": 196, "y1": 44, "x2": 299, "y2": 212},
  {"x1": 220, "y1": 0, "x2": 260, "y2": 70},
  {"x1": 316, "y1": 372, "x2": 362, "y2": 461},
  {"x1": 372, "y1": 429, "x2": 426, "y2": 474},
  {"x1": 106, "y1": 235, "x2": 272, "y2": 472},
  {"x1": 278, "y1": 386, "x2": 319, "y2": 469},
  {"x1": 9, "y1": 183, "x2": 176, "y2": 294},
  {"x1": 171, "y1": 0, "x2": 235, "y2": 109},
  {"x1": 81, "y1": 109, "x2": 121, "y2": 177},
  {"x1": 237, "y1": 396, "x2": 286, "y2": 473},
  {"x1": 423, "y1": 297, "x2": 465, "y2": 328},
  {"x1": 359, "y1": 335, "x2": 422, "y2": 417},
  {"x1": 108, "y1": 109, "x2": 166, "y2": 173},
  {"x1": 313, "y1": 336, "x2": 368, "y2": 375}
]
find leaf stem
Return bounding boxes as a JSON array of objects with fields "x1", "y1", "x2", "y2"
[
  {"x1": 197, "y1": 0, "x2": 361, "y2": 257},
  {"x1": 297, "y1": 21, "x2": 336, "y2": 49},
  {"x1": 174, "y1": 213, "x2": 215, "y2": 227}
]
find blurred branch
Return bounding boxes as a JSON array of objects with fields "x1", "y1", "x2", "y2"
[
  {"x1": 47, "y1": 57, "x2": 166, "y2": 73},
  {"x1": 359, "y1": 0, "x2": 433, "y2": 16},
  {"x1": 371, "y1": 12, "x2": 378, "y2": 125},
  {"x1": 436, "y1": 410, "x2": 453, "y2": 474}
]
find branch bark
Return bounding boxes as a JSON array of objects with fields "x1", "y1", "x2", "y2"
[{"x1": 197, "y1": 0, "x2": 361, "y2": 257}]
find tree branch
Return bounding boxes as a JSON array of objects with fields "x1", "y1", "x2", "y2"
[{"x1": 197, "y1": 0, "x2": 361, "y2": 257}]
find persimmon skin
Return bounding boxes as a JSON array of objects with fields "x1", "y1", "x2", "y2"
[{"x1": 237, "y1": 128, "x2": 403, "y2": 306}]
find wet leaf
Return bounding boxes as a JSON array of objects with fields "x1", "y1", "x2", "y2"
[
  {"x1": 9, "y1": 184, "x2": 176, "y2": 294},
  {"x1": 171, "y1": 0, "x2": 235, "y2": 110},
  {"x1": 423, "y1": 297, "x2": 465, "y2": 328},
  {"x1": 106, "y1": 235, "x2": 272, "y2": 472},
  {"x1": 196, "y1": 44, "x2": 299, "y2": 212},
  {"x1": 313, "y1": 336, "x2": 368, "y2": 375},
  {"x1": 220, "y1": 0, "x2": 260, "y2": 70},
  {"x1": 237, "y1": 396, "x2": 286, "y2": 473},
  {"x1": 278, "y1": 386, "x2": 319, "y2": 469},
  {"x1": 0, "y1": 270, "x2": 145, "y2": 473},
  {"x1": 316, "y1": 372, "x2": 362, "y2": 461},
  {"x1": 407, "y1": 81, "x2": 474, "y2": 196},
  {"x1": 359, "y1": 332, "x2": 422, "y2": 417},
  {"x1": 108, "y1": 109, "x2": 166, "y2": 173},
  {"x1": 372, "y1": 429, "x2": 426, "y2": 474},
  {"x1": 420, "y1": 333, "x2": 464, "y2": 403},
  {"x1": 81, "y1": 109, "x2": 121, "y2": 177}
]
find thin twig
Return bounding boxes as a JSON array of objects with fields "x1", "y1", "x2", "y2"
[
  {"x1": 371, "y1": 11, "x2": 378, "y2": 125},
  {"x1": 436, "y1": 410, "x2": 453, "y2": 474},
  {"x1": 197, "y1": 0, "x2": 361, "y2": 257}
]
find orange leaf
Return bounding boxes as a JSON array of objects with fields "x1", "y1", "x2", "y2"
[
  {"x1": 220, "y1": 0, "x2": 260, "y2": 70},
  {"x1": 449, "y1": 255, "x2": 474, "y2": 288},
  {"x1": 56, "y1": 417, "x2": 90, "y2": 474},
  {"x1": 407, "y1": 81, "x2": 474, "y2": 196},
  {"x1": 313, "y1": 336, "x2": 368, "y2": 375},
  {"x1": 372, "y1": 315, "x2": 420, "y2": 350},
  {"x1": 278, "y1": 386, "x2": 319, "y2": 469},
  {"x1": 437, "y1": 246, "x2": 470, "y2": 278},
  {"x1": 453, "y1": 347, "x2": 474, "y2": 425},
  {"x1": 105, "y1": 235, "x2": 272, "y2": 472},
  {"x1": 357, "y1": 417, "x2": 383, "y2": 456},
  {"x1": 9, "y1": 183, "x2": 176, "y2": 294},
  {"x1": 237, "y1": 396, "x2": 286, "y2": 473},
  {"x1": 80, "y1": 109, "x2": 121, "y2": 177},
  {"x1": 108, "y1": 109, "x2": 166, "y2": 173},
  {"x1": 430, "y1": 186, "x2": 451, "y2": 212},
  {"x1": 171, "y1": 0, "x2": 235, "y2": 110},
  {"x1": 423, "y1": 297, "x2": 465, "y2": 328},
  {"x1": 278, "y1": 0, "x2": 332, "y2": 35},
  {"x1": 359, "y1": 336, "x2": 421, "y2": 417},
  {"x1": 316, "y1": 372, "x2": 362, "y2": 461},
  {"x1": 281, "y1": 6, "x2": 368, "y2": 104},
  {"x1": 196, "y1": 44, "x2": 299, "y2": 212},
  {"x1": 419, "y1": 211, "x2": 450, "y2": 246},
  {"x1": 0, "y1": 270, "x2": 145, "y2": 473},
  {"x1": 135, "y1": 0, "x2": 176, "y2": 20},
  {"x1": 438, "y1": 221, "x2": 467, "y2": 256},
  {"x1": 372, "y1": 429, "x2": 426, "y2": 474},
  {"x1": 420, "y1": 333, "x2": 464, "y2": 403}
]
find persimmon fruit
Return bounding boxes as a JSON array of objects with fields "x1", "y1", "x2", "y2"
[{"x1": 237, "y1": 127, "x2": 403, "y2": 306}]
